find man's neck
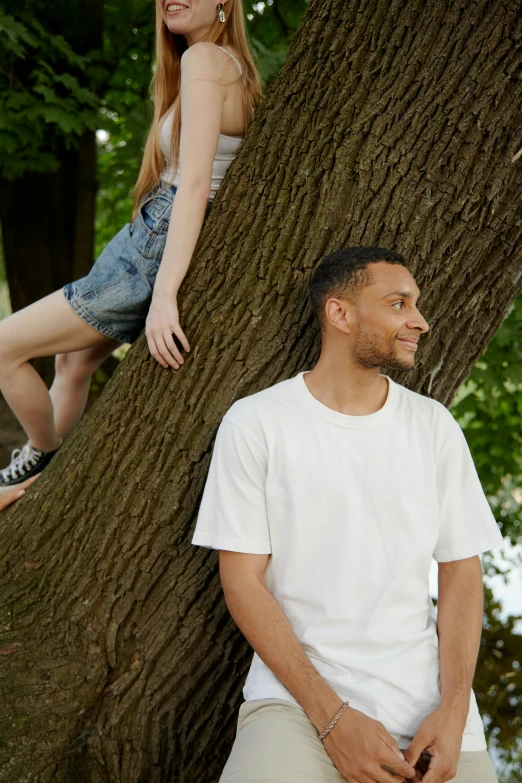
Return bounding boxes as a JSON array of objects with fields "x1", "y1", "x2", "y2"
[{"x1": 303, "y1": 358, "x2": 389, "y2": 417}]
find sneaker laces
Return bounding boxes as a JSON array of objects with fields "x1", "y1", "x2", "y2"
[{"x1": 0, "y1": 443, "x2": 42, "y2": 482}]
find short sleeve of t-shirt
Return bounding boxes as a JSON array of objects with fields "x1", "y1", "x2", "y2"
[
  {"x1": 192, "y1": 415, "x2": 271, "y2": 554},
  {"x1": 433, "y1": 409, "x2": 503, "y2": 562}
]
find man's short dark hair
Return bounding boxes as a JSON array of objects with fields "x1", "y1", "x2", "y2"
[{"x1": 308, "y1": 246, "x2": 408, "y2": 329}]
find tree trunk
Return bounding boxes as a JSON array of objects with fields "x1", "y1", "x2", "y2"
[{"x1": 1, "y1": 0, "x2": 521, "y2": 781}]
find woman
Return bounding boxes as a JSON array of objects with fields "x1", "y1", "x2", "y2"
[{"x1": 0, "y1": 0, "x2": 261, "y2": 491}]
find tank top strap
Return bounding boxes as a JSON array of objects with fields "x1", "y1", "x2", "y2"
[{"x1": 217, "y1": 45, "x2": 244, "y2": 79}]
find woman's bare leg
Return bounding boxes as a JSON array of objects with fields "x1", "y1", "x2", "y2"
[
  {"x1": 51, "y1": 340, "x2": 121, "y2": 440},
  {"x1": 0, "y1": 290, "x2": 115, "y2": 452}
]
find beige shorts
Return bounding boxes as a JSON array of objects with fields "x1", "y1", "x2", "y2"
[{"x1": 220, "y1": 699, "x2": 498, "y2": 783}]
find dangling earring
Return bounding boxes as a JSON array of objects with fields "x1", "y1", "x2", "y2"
[{"x1": 217, "y1": 3, "x2": 226, "y2": 22}]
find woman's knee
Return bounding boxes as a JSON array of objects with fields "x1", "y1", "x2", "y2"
[
  {"x1": 54, "y1": 352, "x2": 96, "y2": 386},
  {"x1": 0, "y1": 322, "x2": 26, "y2": 377}
]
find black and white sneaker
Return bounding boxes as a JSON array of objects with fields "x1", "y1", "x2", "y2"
[{"x1": 0, "y1": 442, "x2": 59, "y2": 493}]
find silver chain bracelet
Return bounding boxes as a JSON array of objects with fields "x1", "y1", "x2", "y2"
[{"x1": 318, "y1": 700, "x2": 350, "y2": 741}]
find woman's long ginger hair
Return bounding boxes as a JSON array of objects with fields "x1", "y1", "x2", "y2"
[{"x1": 132, "y1": 0, "x2": 262, "y2": 217}]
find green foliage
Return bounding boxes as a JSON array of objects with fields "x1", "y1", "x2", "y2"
[
  {"x1": 94, "y1": 2, "x2": 156, "y2": 255},
  {"x1": 246, "y1": 0, "x2": 310, "y2": 83},
  {"x1": 451, "y1": 297, "x2": 522, "y2": 543},
  {"x1": 450, "y1": 299, "x2": 522, "y2": 775},
  {"x1": 477, "y1": 586, "x2": 522, "y2": 778},
  {"x1": 0, "y1": 9, "x2": 99, "y2": 178}
]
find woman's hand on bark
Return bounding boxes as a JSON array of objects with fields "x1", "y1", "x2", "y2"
[
  {"x1": 0, "y1": 475, "x2": 39, "y2": 511},
  {"x1": 146, "y1": 292, "x2": 190, "y2": 369},
  {"x1": 322, "y1": 706, "x2": 419, "y2": 782}
]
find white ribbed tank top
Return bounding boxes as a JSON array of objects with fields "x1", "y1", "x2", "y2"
[{"x1": 159, "y1": 46, "x2": 245, "y2": 200}]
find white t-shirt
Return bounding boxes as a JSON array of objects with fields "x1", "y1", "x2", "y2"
[{"x1": 192, "y1": 371, "x2": 503, "y2": 750}]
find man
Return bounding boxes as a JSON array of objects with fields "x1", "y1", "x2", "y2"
[{"x1": 192, "y1": 247, "x2": 502, "y2": 783}]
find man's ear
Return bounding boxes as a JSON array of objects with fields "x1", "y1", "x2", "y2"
[{"x1": 324, "y1": 297, "x2": 355, "y2": 335}]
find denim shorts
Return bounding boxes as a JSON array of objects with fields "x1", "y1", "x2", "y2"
[{"x1": 63, "y1": 183, "x2": 212, "y2": 343}]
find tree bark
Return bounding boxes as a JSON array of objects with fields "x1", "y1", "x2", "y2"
[{"x1": 0, "y1": 0, "x2": 521, "y2": 781}]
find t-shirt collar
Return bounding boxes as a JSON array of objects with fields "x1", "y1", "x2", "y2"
[{"x1": 294, "y1": 371, "x2": 396, "y2": 428}]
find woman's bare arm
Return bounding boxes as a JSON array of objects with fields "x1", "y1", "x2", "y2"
[{"x1": 146, "y1": 43, "x2": 237, "y2": 369}]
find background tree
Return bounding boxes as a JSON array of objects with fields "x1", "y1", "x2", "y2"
[
  {"x1": 0, "y1": 0, "x2": 104, "y2": 312},
  {"x1": 0, "y1": 0, "x2": 521, "y2": 781}
]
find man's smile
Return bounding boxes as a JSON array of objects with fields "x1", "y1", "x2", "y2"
[{"x1": 397, "y1": 336, "x2": 419, "y2": 350}]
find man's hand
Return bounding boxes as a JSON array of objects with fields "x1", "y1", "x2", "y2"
[
  {"x1": 404, "y1": 707, "x2": 465, "y2": 782},
  {"x1": 0, "y1": 475, "x2": 39, "y2": 511},
  {"x1": 323, "y1": 705, "x2": 418, "y2": 782}
]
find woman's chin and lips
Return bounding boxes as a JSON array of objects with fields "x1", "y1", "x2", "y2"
[
  {"x1": 161, "y1": 0, "x2": 221, "y2": 35},
  {"x1": 162, "y1": 1, "x2": 191, "y2": 34}
]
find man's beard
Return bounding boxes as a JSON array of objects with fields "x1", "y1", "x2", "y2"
[{"x1": 352, "y1": 325, "x2": 415, "y2": 371}]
